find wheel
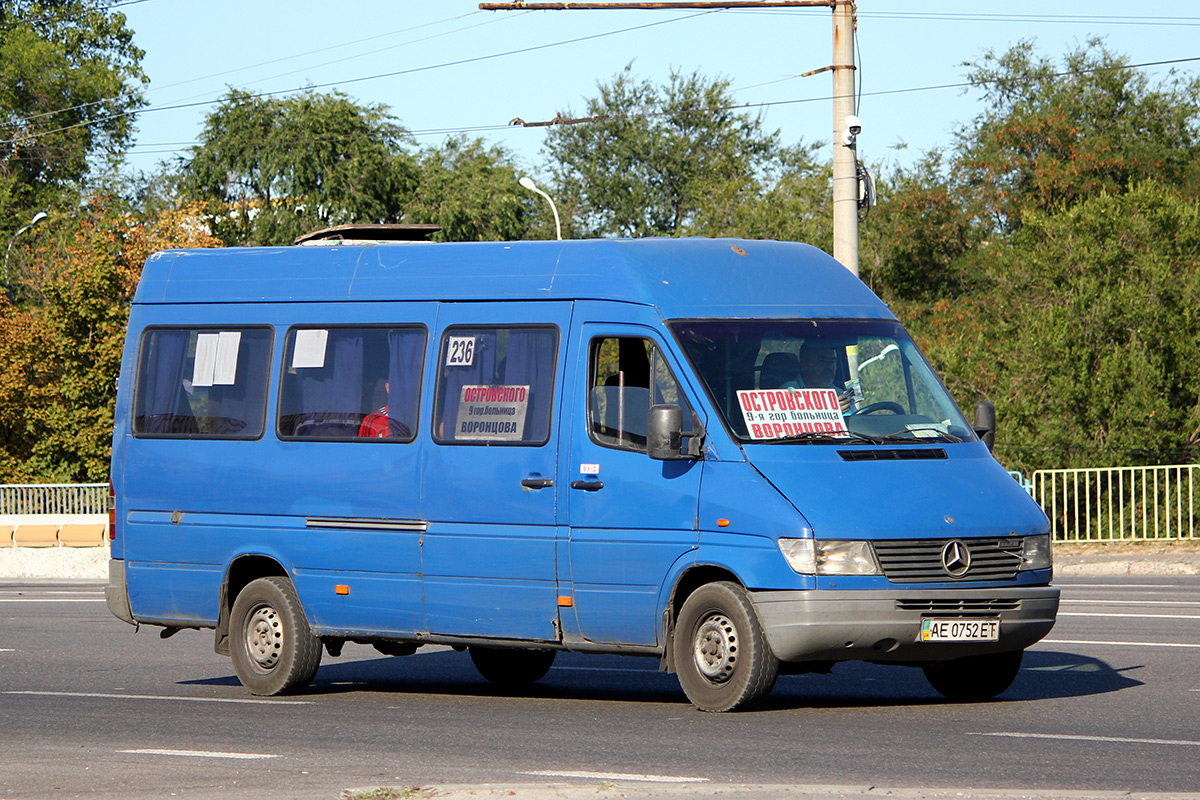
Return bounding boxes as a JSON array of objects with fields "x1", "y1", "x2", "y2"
[
  {"x1": 229, "y1": 576, "x2": 322, "y2": 696},
  {"x1": 923, "y1": 649, "x2": 1024, "y2": 701},
  {"x1": 852, "y1": 401, "x2": 905, "y2": 415},
  {"x1": 469, "y1": 647, "x2": 556, "y2": 687},
  {"x1": 673, "y1": 581, "x2": 779, "y2": 712}
]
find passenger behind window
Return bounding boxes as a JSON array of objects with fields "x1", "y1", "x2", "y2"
[{"x1": 358, "y1": 380, "x2": 412, "y2": 439}]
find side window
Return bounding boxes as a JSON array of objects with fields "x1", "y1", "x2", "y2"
[
  {"x1": 277, "y1": 326, "x2": 426, "y2": 442},
  {"x1": 133, "y1": 327, "x2": 273, "y2": 439},
  {"x1": 433, "y1": 326, "x2": 558, "y2": 445},
  {"x1": 589, "y1": 336, "x2": 693, "y2": 452}
]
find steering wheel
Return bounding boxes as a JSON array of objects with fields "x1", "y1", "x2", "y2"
[{"x1": 852, "y1": 401, "x2": 905, "y2": 415}]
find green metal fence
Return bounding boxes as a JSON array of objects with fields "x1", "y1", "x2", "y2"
[{"x1": 1031, "y1": 465, "x2": 1199, "y2": 542}]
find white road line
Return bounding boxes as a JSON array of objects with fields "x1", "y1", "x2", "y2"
[
  {"x1": 1065, "y1": 618, "x2": 1200, "y2": 623},
  {"x1": 120, "y1": 749, "x2": 278, "y2": 760},
  {"x1": 5, "y1": 690, "x2": 311, "y2": 705},
  {"x1": 0, "y1": 598, "x2": 102, "y2": 603},
  {"x1": 521, "y1": 770, "x2": 708, "y2": 784},
  {"x1": 1041, "y1": 638, "x2": 1200, "y2": 649},
  {"x1": 971, "y1": 732, "x2": 1200, "y2": 747},
  {"x1": 1062, "y1": 599, "x2": 1200, "y2": 607},
  {"x1": 1058, "y1": 583, "x2": 1181, "y2": 589},
  {"x1": 0, "y1": 591, "x2": 104, "y2": 596}
]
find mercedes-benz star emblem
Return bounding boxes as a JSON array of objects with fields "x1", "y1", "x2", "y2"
[{"x1": 940, "y1": 540, "x2": 971, "y2": 577}]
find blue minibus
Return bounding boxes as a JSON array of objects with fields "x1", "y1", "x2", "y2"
[{"x1": 105, "y1": 234, "x2": 1058, "y2": 712}]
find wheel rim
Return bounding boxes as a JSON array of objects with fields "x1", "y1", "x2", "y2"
[
  {"x1": 244, "y1": 603, "x2": 283, "y2": 672},
  {"x1": 692, "y1": 612, "x2": 738, "y2": 684}
]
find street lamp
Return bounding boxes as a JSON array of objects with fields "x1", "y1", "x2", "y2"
[
  {"x1": 518, "y1": 176, "x2": 562, "y2": 241},
  {"x1": 4, "y1": 210, "x2": 49, "y2": 288}
]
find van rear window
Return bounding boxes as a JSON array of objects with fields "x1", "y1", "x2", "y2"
[
  {"x1": 133, "y1": 328, "x2": 273, "y2": 438},
  {"x1": 277, "y1": 326, "x2": 427, "y2": 442}
]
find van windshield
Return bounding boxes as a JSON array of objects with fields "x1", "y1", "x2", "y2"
[{"x1": 669, "y1": 319, "x2": 974, "y2": 445}]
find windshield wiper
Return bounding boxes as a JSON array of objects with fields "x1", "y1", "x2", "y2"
[
  {"x1": 763, "y1": 430, "x2": 886, "y2": 445},
  {"x1": 878, "y1": 427, "x2": 965, "y2": 444}
]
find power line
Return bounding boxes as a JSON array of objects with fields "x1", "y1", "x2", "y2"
[
  {"x1": 13, "y1": 11, "x2": 495, "y2": 126},
  {"x1": 1, "y1": 9, "x2": 718, "y2": 148}
]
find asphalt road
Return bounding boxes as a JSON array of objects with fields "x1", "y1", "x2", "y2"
[{"x1": 1, "y1": 577, "x2": 1198, "y2": 800}]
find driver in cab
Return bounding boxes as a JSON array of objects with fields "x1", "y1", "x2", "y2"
[{"x1": 782, "y1": 343, "x2": 854, "y2": 413}]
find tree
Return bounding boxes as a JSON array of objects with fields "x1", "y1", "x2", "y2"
[
  {"x1": 0, "y1": 0, "x2": 146, "y2": 232},
  {"x1": 0, "y1": 197, "x2": 221, "y2": 481},
  {"x1": 405, "y1": 135, "x2": 537, "y2": 242},
  {"x1": 717, "y1": 142, "x2": 832, "y2": 249},
  {"x1": 181, "y1": 89, "x2": 419, "y2": 246},
  {"x1": 543, "y1": 67, "x2": 782, "y2": 238},
  {"x1": 860, "y1": 150, "x2": 980, "y2": 301},
  {"x1": 955, "y1": 38, "x2": 1200, "y2": 232}
]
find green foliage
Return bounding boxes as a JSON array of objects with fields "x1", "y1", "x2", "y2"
[
  {"x1": 544, "y1": 66, "x2": 782, "y2": 238},
  {"x1": 0, "y1": 197, "x2": 220, "y2": 482},
  {"x1": 721, "y1": 143, "x2": 832, "y2": 250},
  {"x1": 181, "y1": 89, "x2": 419, "y2": 246},
  {"x1": 904, "y1": 183, "x2": 1200, "y2": 471},
  {"x1": 405, "y1": 135, "x2": 535, "y2": 242},
  {"x1": 956, "y1": 38, "x2": 1200, "y2": 232},
  {"x1": 0, "y1": 0, "x2": 146, "y2": 232},
  {"x1": 862, "y1": 151, "x2": 981, "y2": 301}
]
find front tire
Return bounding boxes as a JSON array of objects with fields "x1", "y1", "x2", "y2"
[
  {"x1": 229, "y1": 577, "x2": 322, "y2": 696},
  {"x1": 469, "y1": 647, "x2": 556, "y2": 687},
  {"x1": 673, "y1": 581, "x2": 779, "y2": 712},
  {"x1": 923, "y1": 649, "x2": 1024, "y2": 701}
]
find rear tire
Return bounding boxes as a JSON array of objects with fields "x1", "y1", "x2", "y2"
[
  {"x1": 673, "y1": 581, "x2": 778, "y2": 712},
  {"x1": 923, "y1": 649, "x2": 1024, "y2": 701},
  {"x1": 229, "y1": 577, "x2": 322, "y2": 696},
  {"x1": 469, "y1": 647, "x2": 556, "y2": 687}
]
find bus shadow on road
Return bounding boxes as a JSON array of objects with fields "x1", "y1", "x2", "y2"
[{"x1": 182, "y1": 647, "x2": 1142, "y2": 710}]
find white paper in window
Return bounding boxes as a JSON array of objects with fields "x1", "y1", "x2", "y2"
[
  {"x1": 192, "y1": 333, "x2": 219, "y2": 388},
  {"x1": 213, "y1": 331, "x2": 241, "y2": 385},
  {"x1": 446, "y1": 336, "x2": 476, "y2": 367},
  {"x1": 292, "y1": 329, "x2": 329, "y2": 369}
]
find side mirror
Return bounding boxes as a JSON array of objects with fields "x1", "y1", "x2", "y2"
[
  {"x1": 973, "y1": 400, "x2": 996, "y2": 452},
  {"x1": 647, "y1": 404, "x2": 698, "y2": 461}
]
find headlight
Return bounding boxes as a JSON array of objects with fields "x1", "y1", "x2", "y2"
[
  {"x1": 778, "y1": 538, "x2": 816, "y2": 574},
  {"x1": 779, "y1": 539, "x2": 881, "y2": 576},
  {"x1": 1020, "y1": 534, "x2": 1052, "y2": 571}
]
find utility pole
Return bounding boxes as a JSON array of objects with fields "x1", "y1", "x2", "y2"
[
  {"x1": 480, "y1": 0, "x2": 860, "y2": 275},
  {"x1": 830, "y1": 0, "x2": 858, "y2": 277}
]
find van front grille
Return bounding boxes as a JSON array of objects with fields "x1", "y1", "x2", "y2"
[
  {"x1": 873, "y1": 538, "x2": 1024, "y2": 583},
  {"x1": 895, "y1": 597, "x2": 1022, "y2": 613}
]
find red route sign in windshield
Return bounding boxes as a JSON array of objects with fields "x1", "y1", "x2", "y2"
[{"x1": 736, "y1": 388, "x2": 849, "y2": 440}]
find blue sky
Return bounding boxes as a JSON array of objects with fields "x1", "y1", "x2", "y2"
[{"x1": 117, "y1": 1, "x2": 1200, "y2": 180}]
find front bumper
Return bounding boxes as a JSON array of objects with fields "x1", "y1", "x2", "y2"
[{"x1": 752, "y1": 585, "x2": 1060, "y2": 663}]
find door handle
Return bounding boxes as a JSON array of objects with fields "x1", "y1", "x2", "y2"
[
  {"x1": 520, "y1": 477, "x2": 554, "y2": 489},
  {"x1": 571, "y1": 480, "x2": 604, "y2": 491}
]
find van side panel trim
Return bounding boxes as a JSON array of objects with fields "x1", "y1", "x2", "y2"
[{"x1": 305, "y1": 517, "x2": 428, "y2": 532}]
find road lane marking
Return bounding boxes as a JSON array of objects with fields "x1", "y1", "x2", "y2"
[
  {"x1": 1065, "y1": 618, "x2": 1200, "y2": 623},
  {"x1": 1062, "y1": 599, "x2": 1200, "y2": 606},
  {"x1": 0, "y1": 598, "x2": 103, "y2": 603},
  {"x1": 1057, "y1": 583, "x2": 1182, "y2": 588},
  {"x1": 971, "y1": 732, "x2": 1200, "y2": 747},
  {"x1": 1041, "y1": 639, "x2": 1200, "y2": 649},
  {"x1": 521, "y1": 770, "x2": 708, "y2": 783},
  {"x1": 120, "y1": 749, "x2": 278, "y2": 760},
  {"x1": 5, "y1": 690, "x2": 311, "y2": 705}
]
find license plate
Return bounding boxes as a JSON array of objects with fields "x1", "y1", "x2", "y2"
[{"x1": 921, "y1": 618, "x2": 1000, "y2": 642}]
